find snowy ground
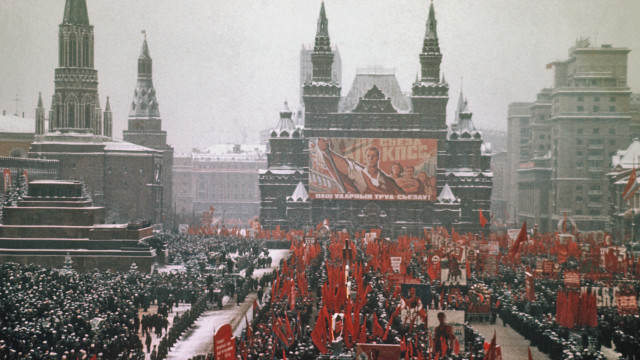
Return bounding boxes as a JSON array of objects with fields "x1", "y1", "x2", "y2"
[{"x1": 164, "y1": 249, "x2": 290, "y2": 360}]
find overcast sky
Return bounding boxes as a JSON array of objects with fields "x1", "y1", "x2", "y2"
[{"x1": 1, "y1": 0, "x2": 639, "y2": 153}]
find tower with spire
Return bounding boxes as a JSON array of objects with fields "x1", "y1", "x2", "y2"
[
  {"x1": 49, "y1": 0, "x2": 102, "y2": 134},
  {"x1": 411, "y1": 0, "x2": 449, "y2": 134},
  {"x1": 444, "y1": 90, "x2": 492, "y2": 231},
  {"x1": 303, "y1": 2, "x2": 341, "y2": 129},
  {"x1": 123, "y1": 33, "x2": 174, "y2": 222},
  {"x1": 35, "y1": 93, "x2": 45, "y2": 135},
  {"x1": 259, "y1": 101, "x2": 307, "y2": 230}
]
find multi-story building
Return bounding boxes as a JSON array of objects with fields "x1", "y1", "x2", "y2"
[
  {"x1": 549, "y1": 40, "x2": 632, "y2": 231},
  {"x1": 173, "y1": 144, "x2": 266, "y2": 227},
  {"x1": 259, "y1": 2, "x2": 493, "y2": 236},
  {"x1": 28, "y1": 0, "x2": 166, "y2": 224},
  {"x1": 516, "y1": 89, "x2": 553, "y2": 231},
  {"x1": 504, "y1": 39, "x2": 635, "y2": 233},
  {"x1": 505, "y1": 102, "x2": 532, "y2": 226},
  {"x1": 490, "y1": 151, "x2": 508, "y2": 229}
]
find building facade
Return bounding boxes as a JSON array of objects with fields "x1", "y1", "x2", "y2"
[
  {"x1": 173, "y1": 144, "x2": 266, "y2": 227},
  {"x1": 29, "y1": 0, "x2": 165, "y2": 224},
  {"x1": 259, "y1": 3, "x2": 493, "y2": 236},
  {"x1": 550, "y1": 41, "x2": 632, "y2": 231},
  {"x1": 503, "y1": 39, "x2": 635, "y2": 234},
  {"x1": 0, "y1": 111, "x2": 36, "y2": 158}
]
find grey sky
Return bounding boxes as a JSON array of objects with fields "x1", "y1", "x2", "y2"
[{"x1": 1, "y1": 0, "x2": 639, "y2": 153}]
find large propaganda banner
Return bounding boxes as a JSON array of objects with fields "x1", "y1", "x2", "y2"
[
  {"x1": 309, "y1": 137, "x2": 437, "y2": 201},
  {"x1": 213, "y1": 324, "x2": 235, "y2": 360}
]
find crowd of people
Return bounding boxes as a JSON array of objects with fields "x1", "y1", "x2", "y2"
[
  {"x1": 0, "y1": 232, "x2": 271, "y2": 360},
  {"x1": 2, "y1": 227, "x2": 640, "y2": 360}
]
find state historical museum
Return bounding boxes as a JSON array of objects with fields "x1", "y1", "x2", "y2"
[{"x1": 259, "y1": 3, "x2": 492, "y2": 236}]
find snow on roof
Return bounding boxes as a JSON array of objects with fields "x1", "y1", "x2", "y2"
[
  {"x1": 104, "y1": 139, "x2": 158, "y2": 153},
  {"x1": 30, "y1": 180, "x2": 80, "y2": 185},
  {"x1": 93, "y1": 224, "x2": 128, "y2": 229},
  {"x1": 287, "y1": 182, "x2": 309, "y2": 202},
  {"x1": 0, "y1": 113, "x2": 35, "y2": 133},
  {"x1": 446, "y1": 170, "x2": 493, "y2": 178},
  {"x1": 199, "y1": 144, "x2": 266, "y2": 156},
  {"x1": 437, "y1": 183, "x2": 459, "y2": 203},
  {"x1": 612, "y1": 139, "x2": 640, "y2": 168},
  {"x1": 258, "y1": 168, "x2": 299, "y2": 175},
  {"x1": 340, "y1": 73, "x2": 410, "y2": 113}
]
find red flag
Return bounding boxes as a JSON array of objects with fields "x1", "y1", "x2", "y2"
[
  {"x1": 90, "y1": 356, "x2": 97, "y2": 360},
  {"x1": 484, "y1": 330, "x2": 497, "y2": 360},
  {"x1": 508, "y1": 221, "x2": 527, "y2": 261},
  {"x1": 454, "y1": 337, "x2": 460, "y2": 354},
  {"x1": 284, "y1": 312, "x2": 294, "y2": 340},
  {"x1": 466, "y1": 259, "x2": 471, "y2": 278},
  {"x1": 252, "y1": 299, "x2": 259, "y2": 318},
  {"x1": 311, "y1": 307, "x2": 328, "y2": 354},
  {"x1": 528, "y1": 346, "x2": 533, "y2": 360},
  {"x1": 623, "y1": 168, "x2": 638, "y2": 200},
  {"x1": 479, "y1": 208, "x2": 487, "y2": 228},
  {"x1": 245, "y1": 315, "x2": 253, "y2": 343},
  {"x1": 358, "y1": 320, "x2": 367, "y2": 343},
  {"x1": 373, "y1": 313, "x2": 384, "y2": 338}
]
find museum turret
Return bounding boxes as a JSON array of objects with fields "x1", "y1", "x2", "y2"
[{"x1": 303, "y1": 2, "x2": 341, "y2": 126}]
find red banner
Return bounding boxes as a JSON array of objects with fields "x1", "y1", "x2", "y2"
[
  {"x1": 214, "y1": 324, "x2": 236, "y2": 360},
  {"x1": 483, "y1": 256, "x2": 499, "y2": 276},
  {"x1": 564, "y1": 271, "x2": 580, "y2": 288},
  {"x1": 525, "y1": 272, "x2": 536, "y2": 302},
  {"x1": 617, "y1": 295, "x2": 639, "y2": 315},
  {"x1": 356, "y1": 343, "x2": 401, "y2": 359},
  {"x1": 543, "y1": 260, "x2": 554, "y2": 275}
]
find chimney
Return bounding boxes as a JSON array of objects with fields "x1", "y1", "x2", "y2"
[
  {"x1": 2, "y1": 110, "x2": 5, "y2": 116},
  {"x1": 22, "y1": 112, "x2": 25, "y2": 118}
]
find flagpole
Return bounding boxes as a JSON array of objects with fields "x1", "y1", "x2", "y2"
[{"x1": 634, "y1": 156, "x2": 637, "y2": 243}]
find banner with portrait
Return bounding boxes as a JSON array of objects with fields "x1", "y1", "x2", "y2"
[
  {"x1": 441, "y1": 247, "x2": 467, "y2": 286},
  {"x1": 427, "y1": 310, "x2": 465, "y2": 353},
  {"x1": 309, "y1": 137, "x2": 437, "y2": 200}
]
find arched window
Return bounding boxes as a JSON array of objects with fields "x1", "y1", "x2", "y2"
[
  {"x1": 83, "y1": 36, "x2": 89, "y2": 67},
  {"x1": 85, "y1": 104, "x2": 92, "y2": 129},
  {"x1": 66, "y1": 96, "x2": 78, "y2": 128},
  {"x1": 69, "y1": 33, "x2": 77, "y2": 67},
  {"x1": 59, "y1": 35, "x2": 64, "y2": 67},
  {"x1": 68, "y1": 105, "x2": 75, "y2": 128}
]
